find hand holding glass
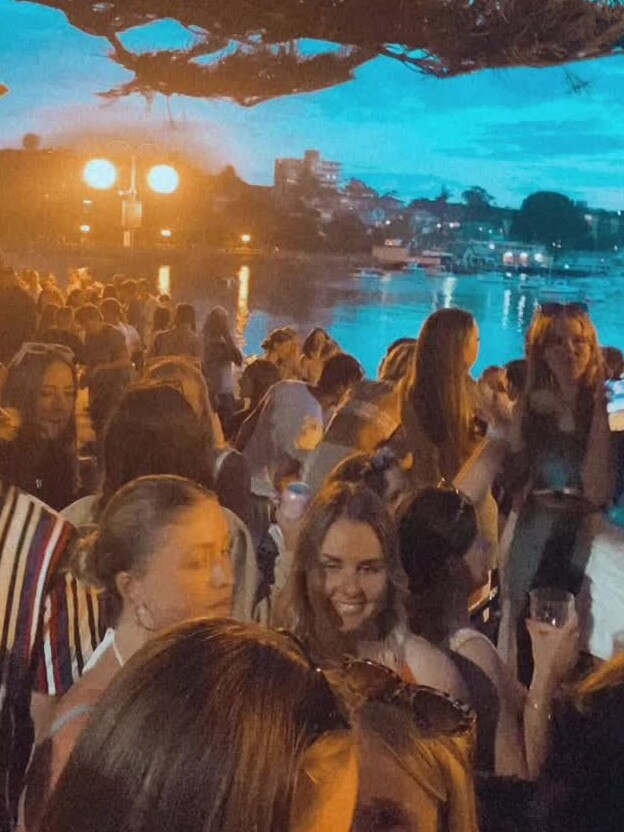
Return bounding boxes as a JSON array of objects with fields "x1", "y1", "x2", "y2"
[{"x1": 529, "y1": 588, "x2": 575, "y2": 628}]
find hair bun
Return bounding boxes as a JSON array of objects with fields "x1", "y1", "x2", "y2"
[{"x1": 70, "y1": 524, "x2": 106, "y2": 588}]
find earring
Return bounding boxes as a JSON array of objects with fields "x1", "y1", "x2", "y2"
[{"x1": 134, "y1": 603, "x2": 156, "y2": 632}]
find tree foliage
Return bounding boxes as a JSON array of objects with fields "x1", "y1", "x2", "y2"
[
  {"x1": 23, "y1": 0, "x2": 624, "y2": 105},
  {"x1": 462, "y1": 186, "x2": 495, "y2": 220},
  {"x1": 510, "y1": 191, "x2": 591, "y2": 249}
]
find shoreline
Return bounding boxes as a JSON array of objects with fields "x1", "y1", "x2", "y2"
[{"x1": 2, "y1": 244, "x2": 374, "y2": 277}]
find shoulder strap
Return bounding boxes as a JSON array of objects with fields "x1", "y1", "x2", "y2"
[{"x1": 49, "y1": 704, "x2": 96, "y2": 738}]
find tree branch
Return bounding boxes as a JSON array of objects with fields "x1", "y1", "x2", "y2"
[{"x1": 19, "y1": 0, "x2": 624, "y2": 103}]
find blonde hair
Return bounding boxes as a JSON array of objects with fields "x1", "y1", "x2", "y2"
[
  {"x1": 143, "y1": 356, "x2": 224, "y2": 448},
  {"x1": 525, "y1": 310, "x2": 603, "y2": 392},
  {"x1": 379, "y1": 341, "x2": 417, "y2": 384},
  {"x1": 406, "y1": 309, "x2": 478, "y2": 475},
  {"x1": 573, "y1": 652, "x2": 624, "y2": 713},
  {"x1": 524, "y1": 310, "x2": 603, "y2": 438}
]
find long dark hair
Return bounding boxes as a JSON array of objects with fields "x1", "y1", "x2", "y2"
[
  {"x1": 273, "y1": 482, "x2": 408, "y2": 662},
  {"x1": 406, "y1": 309, "x2": 478, "y2": 477},
  {"x1": 397, "y1": 489, "x2": 477, "y2": 644},
  {"x1": 0, "y1": 346, "x2": 78, "y2": 509},
  {"x1": 203, "y1": 306, "x2": 233, "y2": 340},
  {"x1": 39, "y1": 619, "x2": 351, "y2": 832},
  {"x1": 99, "y1": 383, "x2": 214, "y2": 510},
  {"x1": 534, "y1": 654, "x2": 624, "y2": 832}
]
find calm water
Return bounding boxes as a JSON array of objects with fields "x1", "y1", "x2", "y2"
[
  {"x1": 13, "y1": 250, "x2": 624, "y2": 376},
  {"x1": 159, "y1": 260, "x2": 624, "y2": 377}
]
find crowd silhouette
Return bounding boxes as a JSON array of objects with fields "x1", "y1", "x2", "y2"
[{"x1": 1, "y1": 262, "x2": 623, "y2": 832}]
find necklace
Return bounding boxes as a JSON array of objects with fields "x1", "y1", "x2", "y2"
[{"x1": 112, "y1": 631, "x2": 125, "y2": 667}]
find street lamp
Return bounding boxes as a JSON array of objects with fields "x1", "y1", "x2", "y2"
[
  {"x1": 241, "y1": 233, "x2": 252, "y2": 245},
  {"x1": 148, "y1": 165, "x2": 179, "y2": 195},
  {"x1": 83, "y1": 143, "x2": 179, "y2": 248},
  {"x1": 160, "y1": 228, "x2": 172, "y2": 239},
  {"x1": 83, "y1": 159, "x2": 117, "y2": 190}
]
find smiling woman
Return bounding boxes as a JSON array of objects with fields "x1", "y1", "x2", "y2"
[
  {"x1": 0, "y1": 342, "x2": 78, "y2": 510},
  {"x1": 272, "y1": 481, "x2": 469, "y2": 699}
]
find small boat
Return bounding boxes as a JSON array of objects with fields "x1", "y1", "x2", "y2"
[
  {"x1": 519, "y1": 276, "x2": 546, "y2": 290},
  {"x1": 350, "y1": 267, "x2": 387, "y2": 278}
]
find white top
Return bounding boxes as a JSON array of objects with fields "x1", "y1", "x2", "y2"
[
  {"x1": 578, "y1": 516, "x2": 624, "y2": 660},
  {"x1": 243, "y1": 381, "x2": 325, "y2": 498},
  {"x1": 359, "y1": 624, "x2": 469, "y2": 701}
]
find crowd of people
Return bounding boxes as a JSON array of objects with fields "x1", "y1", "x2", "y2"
[{"x1": 1, "y1": 261, "x2": 624, "y2": 832}]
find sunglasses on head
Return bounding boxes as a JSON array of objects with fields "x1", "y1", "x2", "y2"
[
  {"x1": 539, "y1": 302, "x2": 589, "y2": 317},
  {"x1": 340, "y1": 658, "x2": 476, "y2": 738},
  {"x1": 12, "y1": 341, "x2": 76, "y2": 367}
]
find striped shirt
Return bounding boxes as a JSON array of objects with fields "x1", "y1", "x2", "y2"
[
  {"x1": 0, "y1": 486, "x2": 74, "y2": 831},
  {"x1": 34, "y1": 572, "x2": 104, "y2": 697}
]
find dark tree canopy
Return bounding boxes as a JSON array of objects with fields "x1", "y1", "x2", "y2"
[
  {"x1": 510, "y1": 191, "x2": 592, "y2": 249},
  {"x1": 462, "y1": 186, "x2": 495, "y2": 220},
  {"x1": 22, "y1": 0, "x2": 624, "y2": 106}
]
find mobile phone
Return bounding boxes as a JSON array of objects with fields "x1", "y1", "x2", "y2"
[{"x1": 605, "y1": 379, "x2": 624, "y2": 431}]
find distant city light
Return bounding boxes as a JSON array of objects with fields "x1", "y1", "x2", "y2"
[
  {"x1": 488, "y1": 242, "x2": 496, "y2": 250},
  {"x1": 82, "y1": 199, "x2": 93, "y2": 208},
  {"x1": 147, "y1": 164, "x2": 179, "y2": 194},
  {"x1": 534, "y1": 252, "x2": 544, "y2": 262},
  {"x1": 160, "y1": 228, "x2": 172, "y2": 238},
  {"x1": 79, "y1": 224, "x2": 91, "y2": 233},
  {"x1": 241, "y1": 233, "x2": 252, "y2": 244},
  {"x1": 83, "y1": 159, "x2": 117, "y2": 190}
]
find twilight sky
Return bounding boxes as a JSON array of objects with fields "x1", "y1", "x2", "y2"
[{"x1": 3, "y1": 0, "x2": 624, "y2": 209}]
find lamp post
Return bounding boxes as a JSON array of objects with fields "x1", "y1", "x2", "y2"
[{"x1": 83, "y1": 143, "x2": 179, "y2": 248}]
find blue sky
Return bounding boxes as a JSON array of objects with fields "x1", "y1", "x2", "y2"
[{"x1": 3, "y1": 0, "x2": 624, "y2": 208}]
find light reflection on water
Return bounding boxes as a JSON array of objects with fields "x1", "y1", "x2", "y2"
[
  {"x1": 160, "y1": 262, "x2": 624, "y2": 377},
  {"x1": 235, "y1": 265, "x2": 250, "y2": 352},
  {"x1": 157, "y1": 264, "x2": 171, "y2": 296}
]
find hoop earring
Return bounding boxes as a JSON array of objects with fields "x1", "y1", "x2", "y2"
[{"x1": 134, "y1": 603, "x2": 156, "y2": 632}]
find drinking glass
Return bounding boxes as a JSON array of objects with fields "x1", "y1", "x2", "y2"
[{"x1": 529, "y1": 587, "x2": 575, "y2": 628}]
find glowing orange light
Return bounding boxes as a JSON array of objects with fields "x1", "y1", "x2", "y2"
[
  {"x1": 79, "y1": 224, "x2": 91, "y2": 233},
  {"x1": 241, "y1": 233, "x2": 252, "y2": 244},
  {"x1": 160, "y1": 228, "x2": 172, "y2": 238}
]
